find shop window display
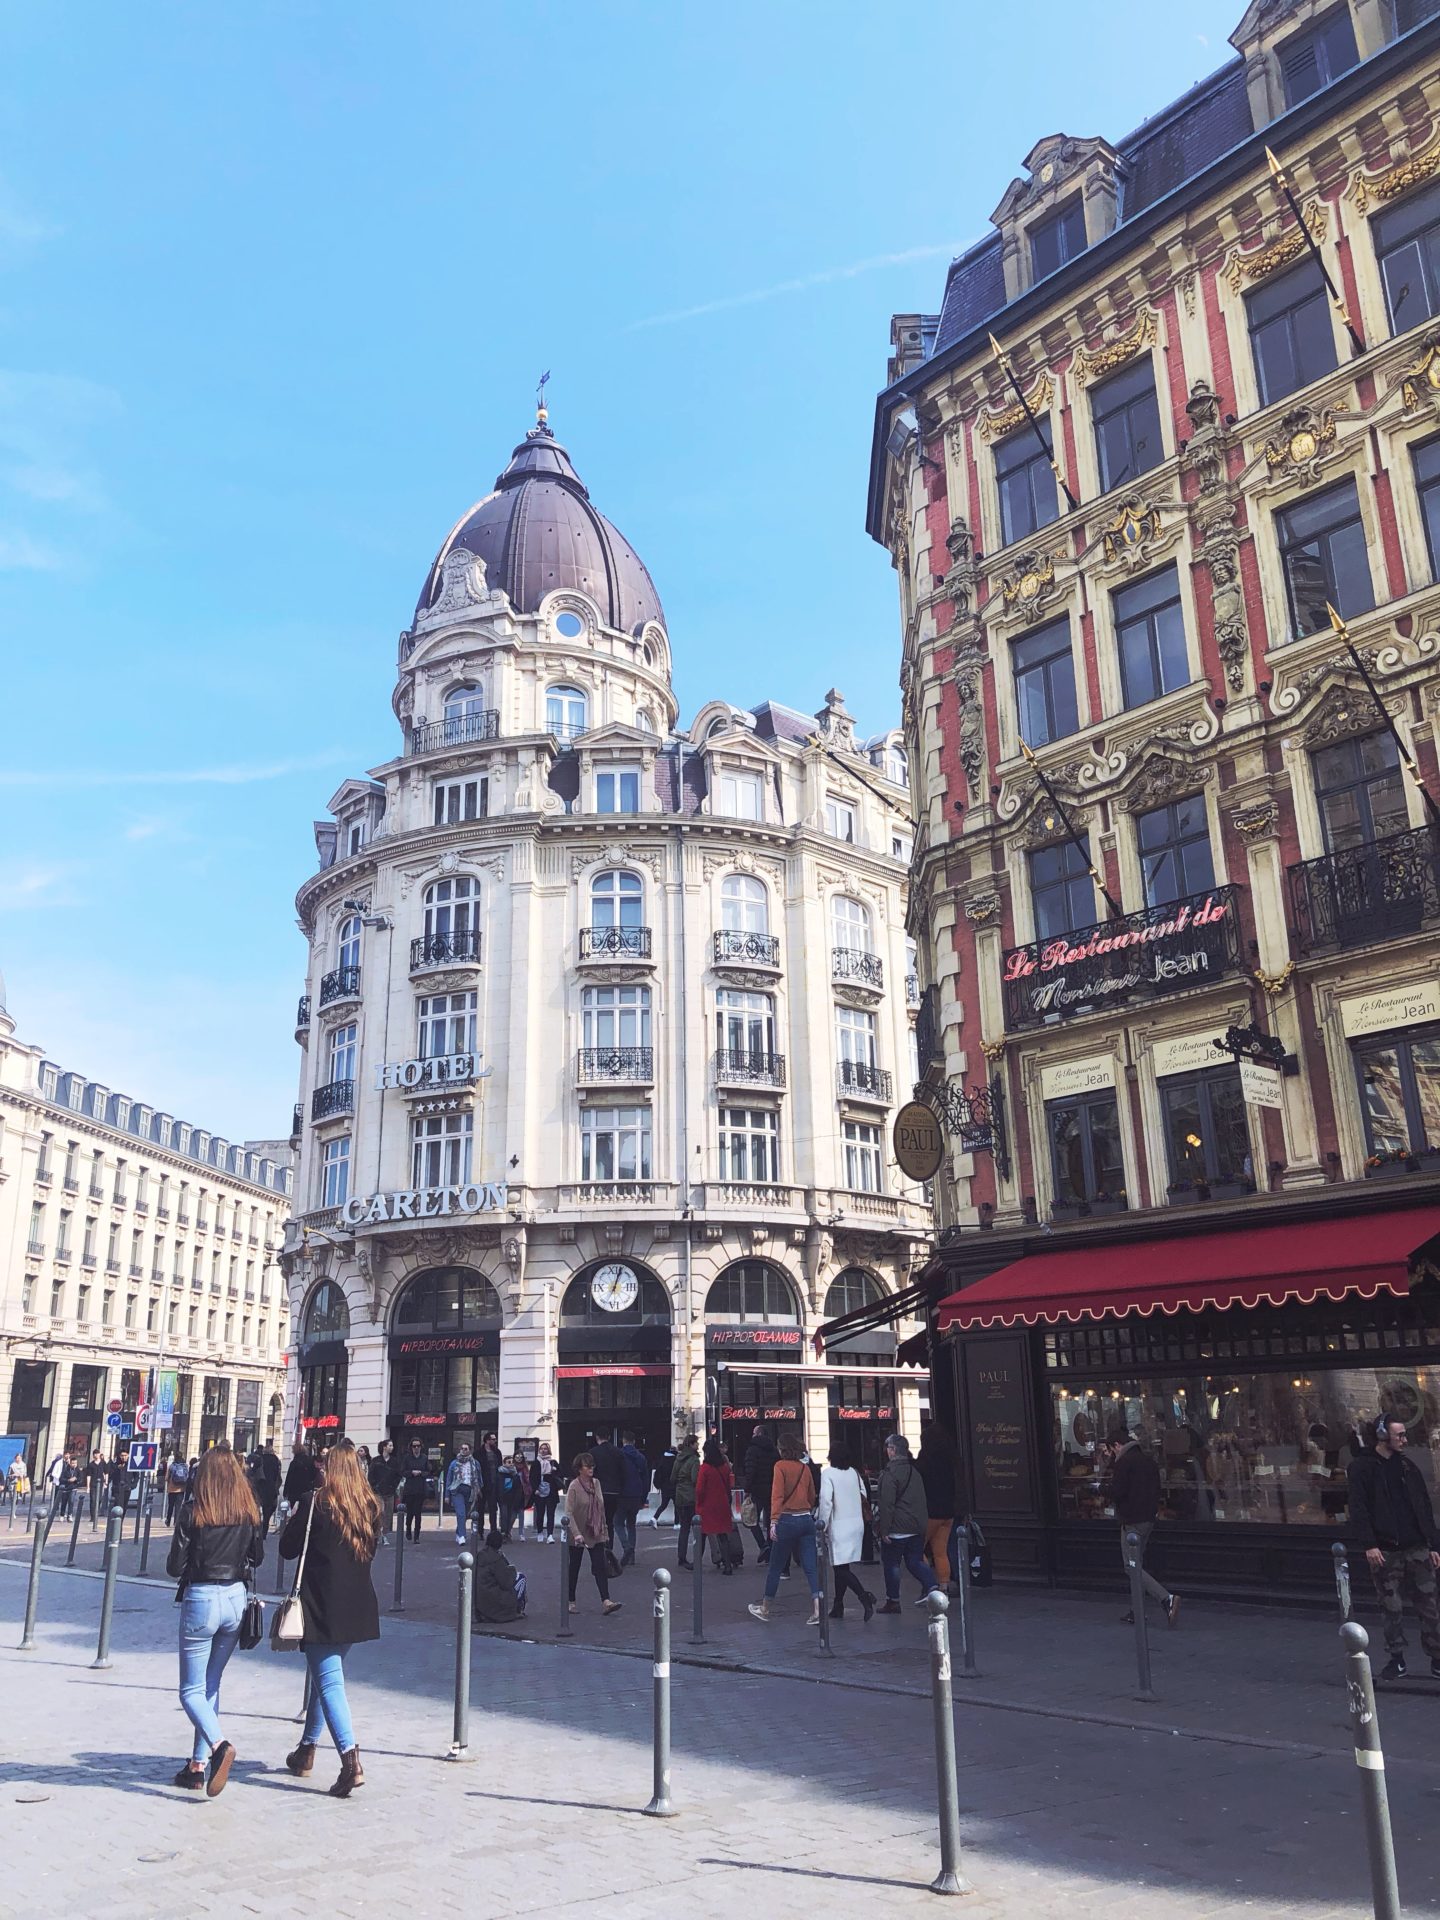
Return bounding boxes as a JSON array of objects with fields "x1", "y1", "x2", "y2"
[{"x1": 1051, "y1": 1366, "x2": 1439, "y2": 1525}]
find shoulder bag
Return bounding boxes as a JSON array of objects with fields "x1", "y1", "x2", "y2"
[
  {"x1": 270, "y1": 1496, "x2": 315, "y2": 1652},
  {"x1": 239, "y1": 1562, "x2": 266, "y2": 1651}
]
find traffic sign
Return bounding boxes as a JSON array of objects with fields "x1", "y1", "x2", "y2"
[
  {"x1": 127, "y1": 1441, "x2": 158, "y2": 1474},
  {"x1": 135, "y1": 1406, "x2": 155, "y2": 1432},
  {"x1": 120, "y1": 1423, "x2": 133, "y2": 1441},
  {"x1": 105, "y1": 1411, "x2": 124, "y2": 1434},
  {"x1": 106, "y1": 1398, "x2": 123, "y2": 1415}
]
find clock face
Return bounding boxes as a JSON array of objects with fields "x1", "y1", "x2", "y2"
[{"x1": 591, "y1": 1263, "x2": 639, "y2": 1313}]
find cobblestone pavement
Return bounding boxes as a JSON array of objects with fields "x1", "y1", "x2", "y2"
[{"x1": 2, "y1": 1536, "x2": 1439, "y2": 1919}]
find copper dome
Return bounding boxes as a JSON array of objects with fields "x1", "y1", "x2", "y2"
[{"x1": 416, "y1": 420, "x2": 665, "y2": 635}]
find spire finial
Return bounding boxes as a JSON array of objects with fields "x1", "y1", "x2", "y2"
[{"x1": 536, "y1": 368, "x2": 551, "y2": 428}]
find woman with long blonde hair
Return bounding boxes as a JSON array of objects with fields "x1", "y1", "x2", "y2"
[
  {"x1": 278, "y1": 1439, "x2": 381, "y2": 1796},
  {"x1": 166, "y1": 1444, "x2": 264, "y2": 1796}
]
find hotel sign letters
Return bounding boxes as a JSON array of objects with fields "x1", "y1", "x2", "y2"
[
  {"x1": 341, "y1": 1182, "x2": 508, "y2": 1226},
  {"x1": 1002, "y1": 886, "x2": 1241, "y2": 1031},
  {"x1": 375, "y1": 1051, "x2": 483, "y2": 1090}
]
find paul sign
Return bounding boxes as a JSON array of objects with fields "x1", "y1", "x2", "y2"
[
  {"x1": 340, "y1": 1182, "x2": 509, "y2": 1226},
  {"x1": 893, "y1": 1100, "x2": 945, "y2": 1182},
  {"x1": 1002, "y1": 886, "x2": 1240, "y2": 1031}
]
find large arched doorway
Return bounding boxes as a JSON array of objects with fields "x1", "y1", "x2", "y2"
[
  {"x1": 557, "y1": 1259, "x2": 672, "y2": 1469},
  {"x1": 298, "y1": 1280, "x2": 350, "y2": 1441},
  {"x1": 386, "y1": 1268, "x2": 503, "y2": 1469},
  {"x1": 822, "y1": 1268, "x2": 900, "y2": 1474},
  {"x1": 703, "y1": 1259, "x2": 806, "y2": 1457}
]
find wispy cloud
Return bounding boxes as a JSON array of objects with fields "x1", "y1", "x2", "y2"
[
  {"x1": 0, "y1": 530, "x2": 65, "y2": 570},
  {"x1": 7, "y1": 461, "x2": 106, "y2": 510},
  {"x1": 0, "y1": 752, "x2": 350, "y2": 789},
  {"x1": 623, "y1": 242, "x2": 972, "y2": 332},
  {"x1": 0, "y1": 863, "x2": 81, "y2": 911}
]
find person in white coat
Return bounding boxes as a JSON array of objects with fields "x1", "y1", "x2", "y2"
[{"x1": 818, "y1": 1440, "x2": 876, "y2": 1623}]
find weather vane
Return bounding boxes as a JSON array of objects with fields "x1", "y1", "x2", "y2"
[{"x1": 536, "y1": 369, "x2": 551, "y2": 421}]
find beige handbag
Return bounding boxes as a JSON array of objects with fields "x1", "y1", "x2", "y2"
[{"x1": 270, "y1": 1494, "x2": 315, "y2": 1651}]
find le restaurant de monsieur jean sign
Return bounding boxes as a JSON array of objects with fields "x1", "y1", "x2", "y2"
[
  {"x1": 1002, "y1": 888, "x2": 1239, "y2": 1031},
  {"x1": 340, "y1": 1182, "x2": 509, "y2": 1226}
]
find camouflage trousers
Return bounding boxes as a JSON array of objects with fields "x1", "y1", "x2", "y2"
[{"x1": 1367, "y1": 1544, "x2": 1440, "y2": 1657}]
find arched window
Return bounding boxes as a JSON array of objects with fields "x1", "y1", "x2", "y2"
[
  {"x1": 704, "y1": 1261, "x2": 802, "y2": 1324},
  {"x1": 444, "y1": 684, "x2": 487, "y2": 721},
  {"x1": 721, "y1": 874, "x2": 769, "y2": 935},
  {"x1": 888, "y1": 745, "x2": 908, "y2": 785},
  {"x1": 423, "y1": 875, "x2": 480, "y2": 940},
  {"x1": 391, "y1": 1267, "x2": 503, "y2": 1334},
  {"x1": 831, "y1": 895, "x2": 872, "y2": 953},
  {"x1": 823, "y1": 1268, "x2": 884, "y2": 1320},
  {"x1": 635, "y1": 708, "x2": 656, "y2": 734},
  {"x1": 547, "y1": 685, "x2": 588, "y2": 741},
  {"x1": 337, "y1": 915, "x2": 362, "y2": 970},
  {"x1": 303, "y1": 1280, "x2": 350, "y2": 1344},
  {"x1": 589, "y1": 870, "x2": 643, "y2": 928}
]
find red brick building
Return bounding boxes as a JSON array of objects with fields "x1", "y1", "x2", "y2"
[{"x1": 861, "y1": 0, "x2": 1440, "y2": 1594}]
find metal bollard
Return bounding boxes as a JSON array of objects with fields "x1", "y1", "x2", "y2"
[
  {"x1": 19, "y1": 1512, "x2": 53, "y2": 1649},
  {"x1": 92, "y1": 1510, "x2": 122, "y2": 1669},
  {"x1": 450, "y1": 1551, "x2": 474, "y2": 1761},
  {"x1": 66, "y1": 1497, "x2": 85, "y2": 1568},
  {"x1": 1123, "y1": 1529, "x2": 1157, "y2": 1702},
  {"x1": 6, "y1": 1482, "x2": 17, "y2": 1530},
  {"x1": 952, "y1": 1521, "x2": 978, "y2": 1678},
  {"x1": 643, "y1": 1568, "x2": 676, "y2": 1816},
  {"x1": 924, "y1": 1591, "x2": 969, "y2": 1896},
  {"x1": 138, "y1": 1496, "x2": 155, "y2": 1576},
  {"x1": 132, "y1": 1481, "x2": 145, "y2": 1544},
  {"x1": 392, "y1": 1503, "x2": 406, "y2": 1611},
  {"x1": 689, "y1": 1522, "x2": 705, "y2": 1645},
  {"x1": 556, "y1": 1514, "x2": 573, "y2": 1638},
  {"x1": 1333, "y1": 1540, "x2": 1353, "y2": 1623},
  {"x1": 815, "y1": 1524, "x2": 834, "y2": 1659},
  {"x1": 1340, "y1": 1622, "x2": 1400, "y2": 1920}
]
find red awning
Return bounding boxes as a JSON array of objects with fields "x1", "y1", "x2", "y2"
[{"x1": 937, "y1": 1205, "x2": 1440, "y2": 1333}]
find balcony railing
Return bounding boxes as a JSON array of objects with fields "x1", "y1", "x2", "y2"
[
  {"x1": 311, "y1": 1078, "x2": 355, "y2": 1121},
  {"x1": 296, "y1": 995, "x2": 311, "y2": 1030},
  {"x1": 712, "y1": 929, "x2": 780, "y2": 968},
  {"x1": 714, "y1": 1048, "x2": 787, "y2": 1086},
  {"x1": 409, "y1": 710, "x2": 500, "y2": 754},
  {"x1": 579, "y1": 926, "x2": 652, "y2": 960},
  {"x1": 832, "y1": 947, "x2": 884, "y2": 991},
  {"x1": 837, "y1": 1059, "x2": 893, "y2": 1102},
  {"x1": 577, "y1": 1046, "x2": 654, "y2": 1081},
  {"x1": 318, "y1": 965, "x2": 361, "y2": 1007},
  {"x1": 26, "y1": 1239, "x2": 44, "y2": 1258},
  {"x1": 915, "y1": 984, "x2": 942, "y2": 1066},
  {"x1": 1289, "y1": 826, "x2": 1440, "y2": 952},
  {"x1": 905, "y1": 972, "x2": 921, "y2": 1008},
  {"x1": 1001, "y1": 883, "x2": 1244, "y2": 1032},
  {"x1": 411, "y1": 927, "x2": 483, "y2": 971}
]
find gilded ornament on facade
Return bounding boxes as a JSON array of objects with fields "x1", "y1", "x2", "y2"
[
  {"x1": 1230, "y1": 798, "x2": 1279, "y2": 840},
  {"x1": 1262, "y1": 406, "x2": 1336, "y2": 479},
  {"x1": 1101, "y1": 501, "x2": 1161, "y2": 563},
  {"x1": 999, "y1": 549, "x2": 1056, "y2": 616},
  {"x1": 963, "y1": 890, "x2": 1001, "y2": 926},
  {"x1": 977, "y1": 375, "x2": 1054, "y2": 442},
  {"x1": 1353, "y1": 141, "x2": 1440, "y2": 214},
  {"x1": 1072, "y1": 310, "x2": 1158, "y2": 386},
  {"x1": 1225, "y1": 205, "x2": 1327, "y2": 292},
  {"x1": 1400, "y1": 334, "x2": 1440, "y2": 413}
]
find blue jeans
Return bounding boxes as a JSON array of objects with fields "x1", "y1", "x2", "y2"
[
  {"x1": 178, "y1": 1580, "x2": 246, "y2": 1762},
  {"x1": 302, "y1": 1643, "x2": 357, "y2": 1754},
  {"x1": 765, "y1": 1512, "x2": 820, "y2": 1600},
  {"x1": 882, "y1": 1534, "x2": 938, "y2": 1601},
  {"x1": 450, "y1": 1488, "x2": 471, "y2": 1537}
]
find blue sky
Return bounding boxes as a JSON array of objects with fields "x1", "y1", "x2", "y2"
[{"x1": 0, "y1": 1, "x2": 1242, "y2": 1138}]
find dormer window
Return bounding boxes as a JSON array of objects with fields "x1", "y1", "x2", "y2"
[
  {"x1": 597, "y1": 769, "x2": 641, "y2": 815},
  {"x1": 1278, "y1": 7, "x2": 1358, "y2": 108},
  {"x1": 715, "y1": 770, "x2": 763, "y2": 821},
  {"x1": 1029, "y1": 197, "x2": 1085, "y2": 282},
  {"x1": 346, "y1": 820, "x2": 365, "y2": 857}
]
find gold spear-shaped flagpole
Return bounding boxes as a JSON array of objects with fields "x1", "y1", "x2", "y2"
[
  {"x1": 988, "y1": 332, "x2": 1079, "y2": 511},
  {"x1": 1265, "y1": 148, "x2": 1365, "y2": 356},
  {"x1": 1326, "y1": 605, "x2": 1440, "y2": 825},
  {"x1": 1018, "y1": 738, "x2": 1124, "y2": 921}
]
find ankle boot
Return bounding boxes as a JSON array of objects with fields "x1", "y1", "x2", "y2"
[
  {"x1": 285, "y1": 1740, "x2": 316, "y2": 1777},
  {"x1": 329, "y1": 1747, "x2": 365, "y2": 1797},
  {"x1": 828, "y1": 1602, "x2": 844, "y2": 1620}
]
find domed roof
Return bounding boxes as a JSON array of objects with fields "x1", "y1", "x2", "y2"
[{"x1": 416, "y1": 416, "x2": 665, "y2": 635}]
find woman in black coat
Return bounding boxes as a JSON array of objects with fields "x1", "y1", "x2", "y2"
[
  {"x1": 278, "y1": 1441, "x2": 380, "y2": 1797},
  {"x1": 398, "y1": 1439, "x2": 429, "y2": 1542}
]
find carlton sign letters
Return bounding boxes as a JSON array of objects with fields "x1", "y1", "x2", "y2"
[
  {"x1": 340, "y1": 1182, "x2": 509, "y2": 1226},
  {"x1": 1001, "y1": 886, "x2": 1240, "y2": 1030}
]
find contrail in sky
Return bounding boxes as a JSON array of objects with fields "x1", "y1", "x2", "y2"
[{"x1": 623, "y1": 241, "x2": 973, "y2": 332}]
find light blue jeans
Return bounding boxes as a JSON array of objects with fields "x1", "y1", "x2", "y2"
[
  {"x1": 765, "y1": 1512, "x2": 820, "y2": 1600},
  {"x1": 178, "y1": 1580, "x2": 246, "y2": 1762},
  {"x1": 302, "y1": 1643, "x2": 357, "y2": 1754}
]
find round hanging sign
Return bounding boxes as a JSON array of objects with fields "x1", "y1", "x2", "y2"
[{"x1": 892, "y1": 1101, "x2": 945, "y2": 1183}]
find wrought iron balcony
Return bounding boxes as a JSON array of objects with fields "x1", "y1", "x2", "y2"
[
  {"x1": 410, "y1": 927, "x2": 483, "y2": 972},
  {"x1": 1001, "y1": 883, "x2": 1244, "y2": 1032},
  {"x1": 579, "y1": 926, "x2": 652, "y2": 961},
  {"x1": 837, "y1": 1059, "x2": 893, "y2": 1102},
  {"x1": 295, "y1": 995, "x2": 311, "y2": 1030},
  {"x1": 310, "y1": 1078, "x2": 355, "y2": 1121},
  {"x1": 577, "y1": 1046, "x2": 654, "y2": 1082},
  {"x1": 409, "y1": 709, "x2": 500, "y2": 754},
  {"x1": 712, "y1": 929, "x2": 780, "y2": 968},
  {"x1": 1289, "y1": 826, "x2": 1440, "y2": 951},
  {"x1": 832, "y1": 947, "x2": 884, "y2": 991},
  {"x1": 714, "y1": 1048, "x2": 787, "y2": 1086},
  {"x1": 915, "y1": 984, "x2": 942, "y2": 1066},
  {"x1": 319, "y1": 965, "x2": 361, "y2": 1007},
  {"x1": 906, "y1": 972, "x2": 921, "y2": 1008}
]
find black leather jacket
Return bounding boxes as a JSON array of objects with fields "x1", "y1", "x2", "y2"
[{"x1": 166, "y1": 1505, "x2": 265, "y2": 1588}]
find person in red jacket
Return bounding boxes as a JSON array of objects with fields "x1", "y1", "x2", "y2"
[{"x1": 694, "y1": 1438, "x2": 736, "y2": 1575}]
